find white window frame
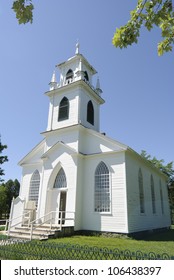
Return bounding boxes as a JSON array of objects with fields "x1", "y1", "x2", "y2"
[
  {"x1": 159, "y1": 180, "x2": 164, "y2": 215},
  {"x1": 138, "y1": 168, "x2": 145, "y2": 214},
  {"x1": 53, "y1": 168, "x2": 67, "y2": 189},
  {"x1": 29, "y1": 170, "x2": 40, "y2": 208},
  {"x1": 151, "y1": 175, "x2": 156, "y2": 214},
  {"x1": 94, "y1": 161, "x2": 111, "y2": 213}
]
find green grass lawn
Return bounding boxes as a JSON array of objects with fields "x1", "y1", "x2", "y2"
[
  {"x1": 1, "y1": 227, "x2": 174, "y2": 259},
  {"x1": 45, "y1": 228, "x2": 174, "y2": 256}
]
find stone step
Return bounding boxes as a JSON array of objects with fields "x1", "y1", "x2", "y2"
[
  {"x1": 8, "y1": 233, "x2": 48, "y2": 240},
  {"x1": 14, "y1": 226, "x2": 59, "y2": 235},
  {"x1": 36, "y1": 224, "x2": 61, "y2": 230},
  {"x1": 10, "y1": 229, "x2": 53, "y2": 237},
  {"x1": 9, "y1": 231, "x2": 51, "y2": 240},
  {"x1": 8, "y1": 225, "x2": 61, "y2": 240}
]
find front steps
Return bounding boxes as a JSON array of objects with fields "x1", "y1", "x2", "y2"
[{"x1": 8, "y1": 225, "x2": 61, "y2": 240}]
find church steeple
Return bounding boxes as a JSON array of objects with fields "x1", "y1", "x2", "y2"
[
  {"x1": 56, "y1": 44, "x2": 97, "y2": 87},
  {"x1": 45, "y1": 46, "x2": 105, "y2": 132}
]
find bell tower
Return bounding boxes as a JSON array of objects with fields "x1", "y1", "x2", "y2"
[{"x1": 45, "y1": 44, "x2": 105, "y2": 132}]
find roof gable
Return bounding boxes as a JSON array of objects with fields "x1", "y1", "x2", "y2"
[
  {"x1": 18, "y1": 139, "x2": 45, "y2": 166},
  {"x1": 79, "y1": 125, "x2": 128, "y2": 155},
  {"x1": 41, "y1": 141, "x2": 78, "y2": 159}
]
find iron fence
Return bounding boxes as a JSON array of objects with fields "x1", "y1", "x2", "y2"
[{"x1": 0, "y1": 238, "x2": 173, "y2": 260}]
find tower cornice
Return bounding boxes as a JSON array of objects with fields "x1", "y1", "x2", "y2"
[{"x1": 45, "y1": 79, "x2": 105, "y2": 104}]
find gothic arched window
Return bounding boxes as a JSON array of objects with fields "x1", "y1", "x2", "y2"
[
  {"x1": 160, "y1": 180, "x2": 164, "y2": 214},
  {"x1": 151, "y1": 175, "x2": 156, "y2": 214},
  {"x1": 53, "y1": 168, "x2": 67, "y2": 189},
  {"x1": 138, "y1": 168, "x2": 145, "y2": 214},
  {"x1": 58, "y1": 97, "x2": 69, "y2": 121},
  {"x1": 29, "y1": 170, "x2": 40, "y2": 207},
  {"x1": 87, "y1": 100, "x2": 94, "y2": 125},
  {"x1": 66, "y1": 69, "x2": 73, "y2": 83},
  {"x1": 84, "y1": 71, "x2": 89, "y2": 81},
  {"x1": 94, "y1": 161, "x2": 110, "y2": 212}
]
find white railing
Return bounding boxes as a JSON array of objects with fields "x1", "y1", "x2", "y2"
[
  {"x1": 29, "y1": 211, "x2": 75, "y2": 240},
  {"x1": 64, "y1": 78, "x2": 74, "y2": 85},
  {"x1": 6, "y1": 210, "x2": 32, "y2": 236},
  {"x1": 83, "y1": 79, "x2": 102, "y2": 96},
  {"x1": 5, "y1": 210, "x2": 75, "y2": 240}
]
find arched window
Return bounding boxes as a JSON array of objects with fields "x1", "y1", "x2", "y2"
[
  {"x1": 29, "y1": 170, "x2": 40, "y2": 207},
  {"x1": 53, "y1": 168, "x2": 67, "y2": 189},
  {"x1": 84, "y1": 71, "x2": 89, "y2": 81},
  {"x1": 58, "y1": 97, "x2": 69, "y2": 121},
  {"x1": 160, "y1": 180, "x2": 164, "y2": 214},
  {"x1": 138, "y1": 168, "x2": 145, "y2": 214},
  {"x1": 151, "y1": 175, "x2": 156, "y2": 214},
  {"x1": 87, "y1": 100, "x2": 94, "y2": 125},
  {"x1": 95, "y1": 161, "x2": 110, "y2": 212},
  {"x1": 66, "y1": 69, "x2": 73, "y2": 83}
]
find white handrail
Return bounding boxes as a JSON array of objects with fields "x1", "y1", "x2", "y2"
[
  {"x1": 6, "y1": 209, "x2": 75, "y2": 240},
  {"x1": 29, "y1": 211, "x2": 54, "y2": 240},
  {"x1": 6, "y1": 210, "x2": 32, "y2": 236},
  {"x1": 29, "y1": 211, "x2": 75, "y2": 240}
]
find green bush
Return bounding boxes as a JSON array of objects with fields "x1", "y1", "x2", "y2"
[{"x1": 0, "y1": 226, "x2": 5, "y2": 231}]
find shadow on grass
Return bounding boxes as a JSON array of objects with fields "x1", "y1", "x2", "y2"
[{"x1": 132, "y1": 227, "x2": 174, "y2": 242}]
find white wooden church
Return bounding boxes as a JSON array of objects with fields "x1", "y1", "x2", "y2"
[{"x1": 9, "y1": 45, "x2": 171, "y2": 238}]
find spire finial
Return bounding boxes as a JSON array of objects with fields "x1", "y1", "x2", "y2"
[
  {"x1": 51, "y1": 70, "x2": 56, "y2": 83},
  {"x1": 75, "y1": 40, "x2": 80, "y2": 55},
  {"x1": 49, "y1": 70, "x2": 58, "y2": 90},
  {"x1": 96, "y1": 77, "x2": 103, "y2": 95}
]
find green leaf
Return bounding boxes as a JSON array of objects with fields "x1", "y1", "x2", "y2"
[
  {"x1": 12, "y1": 0, "x2": 34, "y2": 24},
  {"x1": 112, "y1": 0, "x2": 174, "y2": 56}
]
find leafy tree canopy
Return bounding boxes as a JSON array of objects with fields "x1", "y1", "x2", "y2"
[
  {"x1": 141, "y1": 150, "x2": 174, "y2": 182},
  {"x1": 11, "y1": 1, "x2": 174, "y2": 55},
  {"x1": 12, "y1": 0, "x2": 34, "y2": 24},
  {"x1": 1, "y1": 179, "x2": 20, "y2": 213},
  {"x1": 0, "y1": 136, "x2": 8, "y2": 182},
  {"x1": 112, "y1": 0, "x2": 174, "y2": 55},
  {"x1": 0, "y1": 179, "x2": 20, "y2": 217},
  {"x1": 0, "y1": 185, "x2": 8, "y2": 218}
]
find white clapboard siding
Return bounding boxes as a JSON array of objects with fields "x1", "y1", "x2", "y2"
[
  {"x1": 125, "y1": 151, "x2": 171, "y2": 233},
  {"x1": 81, "y1": 153, "x2": 128, "y2": 233}
]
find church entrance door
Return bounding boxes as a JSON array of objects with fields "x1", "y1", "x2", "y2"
[{"x1": 58, "y1": 191, "x2": 66, "y2": 225}]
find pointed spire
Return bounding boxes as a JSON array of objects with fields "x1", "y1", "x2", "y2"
[
  {"x1": 75, "y1": 41, "x2": 80, "y2": 55},
  {"x1": 49, "y1": 70, "x2": 58, "y2": 90},
  {"x1": 51, "y1": 70, "x2": 56, "y2": 83},
  {"x1": 96, "y1": 77, "x2": 100, "y2": 89},
  {"x1": 96, "y1": 77, "x2": 103, "y2": 95}
]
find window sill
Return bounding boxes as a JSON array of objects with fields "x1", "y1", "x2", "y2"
[
  {"x1": 94, "y1": 212, "x2": 112, "y2": 216},
  {"x1": 140, "y1": 213, "x2": 146, "y2": 216}
]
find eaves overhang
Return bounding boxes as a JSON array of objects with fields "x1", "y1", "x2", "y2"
[
  {"x1": 18, "y1": 139, "x2": 45, "y2": 166},
  {"x1": 78, "y1": 125, "x2": 128, "y2": 151},
  {"x1": 126, "y1": 148, "x2": 169, "y2": 180}
]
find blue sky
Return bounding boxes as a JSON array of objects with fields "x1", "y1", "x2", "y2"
[{"x1": 0, "y1": 0, "x2": 173, "y2": 182}]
